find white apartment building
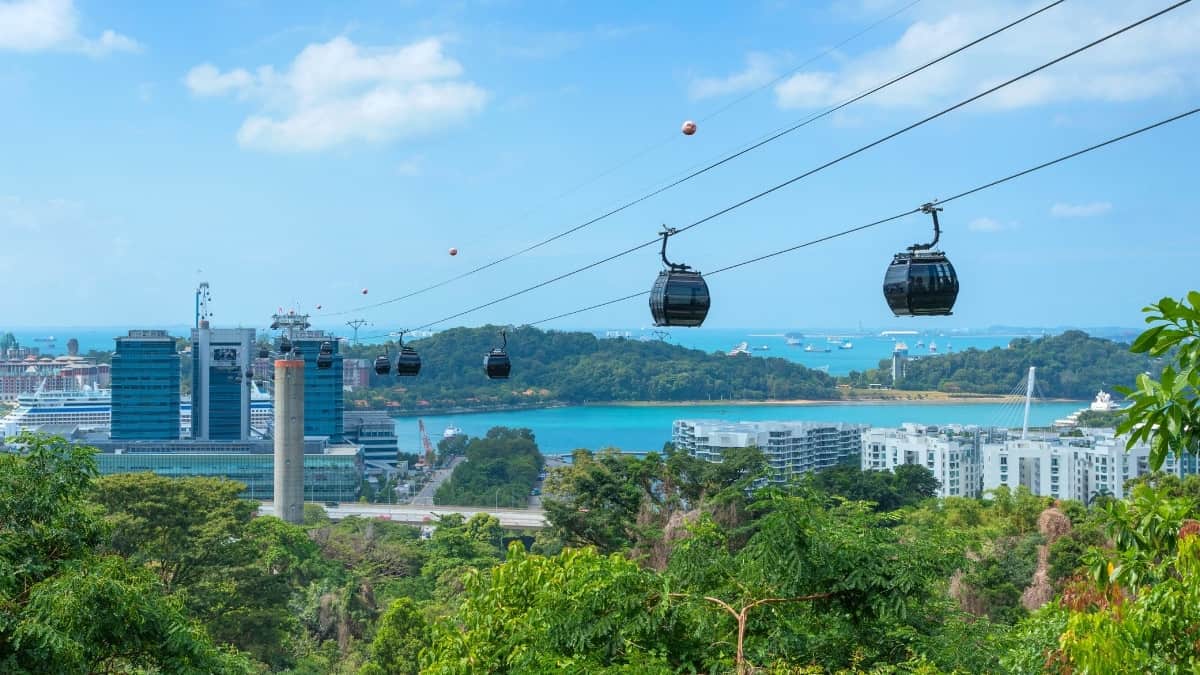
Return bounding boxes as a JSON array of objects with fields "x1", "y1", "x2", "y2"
[
  {"x1": 861, "y1": 423, "x2": 990, "y2": 498},
  {"x1": 672, "y1": 420, "x2": 865, "y2": 483},
  {"x1": 982, "y1": 430, "x2": 1198, "y2": 503}
]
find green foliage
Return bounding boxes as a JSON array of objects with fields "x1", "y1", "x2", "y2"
[
  {"x1": 92, "y1": 472, "x2": 327, "y2": 668},
  {"x1": 433, "y1": 427, "x2": 544, "y2": 507},
  {"x1": 1119, "y1": 293, "x2": 1200, "y2": 469},
  {"x1": 544, "y1": 449, "x2": 660, "y2": 553},
  {"x1": 849, "y1": 330, "x2": 1153, "y2": 399},
  {"x1": 0, "y1": 433, "x2": 249, "y2": 674},
  {"x1": 362, "y1": 598, "x2": 428, "y2": 675},
  {"x1": 962, "y1": 534, "x2": 1043, "y2": 624},
  {"x1": 343, "y1": 325, "x2": 837, "y2": 411},
  {"x1": 807, "y1": 464, "x2": 940, "y2": 512},
  {"x1": 423, "y1": 544, "x2": 691, "y2": 673}
]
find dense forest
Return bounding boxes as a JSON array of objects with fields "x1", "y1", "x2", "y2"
[
  {"x1": 343, "y1": 325, "x2": 839, "y2": 411},
  {"x1": 846, "y1": 330, "x2": 1156, "y2": 399},
  {"x1": 433, "y1": 427, "x2": 544, "y2": 508},
  {"x1": 6, "y1": 430, "x2": 1200, "y2": 673}
]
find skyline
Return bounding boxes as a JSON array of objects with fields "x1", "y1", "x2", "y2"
[{"x1": 2, "y1": 0, "x2": 1198, "y2": 330}]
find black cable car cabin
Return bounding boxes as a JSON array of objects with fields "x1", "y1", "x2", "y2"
[
  {"x1": 394, "y1": 333, "x2": 421, "y2": 377},
  {"x1": 484, "y1": 331, "x2": 511, "y2": 379},
  {"x1": 316, "y1": 341, "x2": 334, "y2": 369},
  {"x1": 279, "y1": 336, "x2": 292, "y2": 354},
  {"x1": 258, "y1": 346, "x2": 269, "y2": 359},
  {"x1": 883, "y1": 204, "x2": 959, "y2": 317},
  {"x1": 649, "y1": 227, "x2": 710, "y2": 327},
  {"x1": 374, "y1": 354, "x2": 391, "y2": 376}
]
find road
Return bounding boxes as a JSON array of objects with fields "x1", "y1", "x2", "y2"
[
  {"x1": 412, "y1": 455, "x2": 465, "y2": 506},
  {"x1": 259, "y1": 502, "x2": 547, "y2": 529}
]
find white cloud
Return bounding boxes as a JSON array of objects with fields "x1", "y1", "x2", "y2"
[
  {"x1": 185, "y1": 63, "x2": 255, "y2": 97},
  {"x1": 774, "y1": 1, "x2": 1200, "y2": 111},
  {"x1": 1051, "y1": 201, "x2": 1112, "y2": 218},
  {"x1": 967, "y1": 216, "x2": 1005, "y2": 232},
  {"x1": 185, "y1": 36, "x2": 487, "y2": 152},
  {"x1": 689, "y1": 52, "x2": 778, "y2": 100},
  {"x1": 0, "y1": 0, "x2": 140, "y2": 56}
]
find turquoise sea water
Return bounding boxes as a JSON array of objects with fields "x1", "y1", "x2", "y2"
[{"x1": 396, "y1": 401, "x2": 1083, "y2": 456}]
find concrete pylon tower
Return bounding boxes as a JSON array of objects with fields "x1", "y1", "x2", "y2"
[{"x1": 273, "y1": 357, "x2": 305, "y2": 524}]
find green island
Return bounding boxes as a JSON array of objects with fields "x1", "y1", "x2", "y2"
[{"x1": 343, "y1": 326, "x2": 1154, "y2": 413}]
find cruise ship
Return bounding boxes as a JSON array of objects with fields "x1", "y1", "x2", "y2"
[{"x1": 2, "y1": 382, "x2": 274, "y2": 439}]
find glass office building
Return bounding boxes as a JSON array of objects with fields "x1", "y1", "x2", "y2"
[
  {"x1": 93, "y1": 439, "x2": 362, "y2": 502},
  {"x1": 191, "y1": 324, "x2": 254, "y2": 440},
  {"x1": 111, "y1": 330, "x2": 180, "y2": 440},
  {"x1": 291, "y1": 332, "x2": 344, "y2": 440}
]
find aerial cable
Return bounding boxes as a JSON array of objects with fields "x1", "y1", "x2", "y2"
[
  {"x1": 523, "y1": 106, "x2": 1200, "y2": 328},
  {"x1": 320, "y1": 0, "x2": 1067, "y2": 319},
  {"x1": 357, "y1": 5, "x2": 1188, "y2": 339}
]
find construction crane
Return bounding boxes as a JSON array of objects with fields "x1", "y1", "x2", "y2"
[{"x1": 417, "y1": 418, "x2": 436, "y2": 469}]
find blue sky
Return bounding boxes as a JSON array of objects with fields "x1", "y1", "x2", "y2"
[{"x1": 1, "y1": 0, "x2": 1198, "y2": 334}]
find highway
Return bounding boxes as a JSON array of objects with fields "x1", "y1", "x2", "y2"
[{"x1": 259, "y1": 502, "x2": 547, "y2": 529}]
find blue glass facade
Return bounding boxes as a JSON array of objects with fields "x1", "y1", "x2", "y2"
[
  {"x1": 191, "y1": 326, "x2": 254, "y2": 440},
  {"x1": 293, "y1": 335, "x2": 344, "y2": 440},
  {"x1": 111, "y1": 331, "x2": 180, "y2": 440}
]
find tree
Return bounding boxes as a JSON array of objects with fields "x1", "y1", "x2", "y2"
[
  {"x1": 91, "y1": 472, "x2": 320, "y2": 668},
  {"x1": 423, "y1": 544, "x2": 692, "y2": 673},
  {"x1": 0, "y1": 433, "x2": 249, "y2": 674},
  {"x1": 360, "y1": 598, "x2": 428, "y2": 675},
  {"x1": 1119, "y1": 292, "x2": 1200, "y2": 469}
]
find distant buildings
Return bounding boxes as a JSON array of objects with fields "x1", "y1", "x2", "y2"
[
  {"x1": 862, "y1": 423, "x2": 994, "y2": 498},
  {"x1": 0, "y1": 355, "x2": 110, "y2": 401},
  {"x1": 111, "y1": 330, "x2": 180, "y2": 440},
  {"x1": 673, "y1": 419, "x2": 865, "y2": 483},
  {"x1": 190, "y1": 323, "x2": 254, "y2": 441},
  {"x1": 343, "y1": 358, "x2": 371, "y2": 389},
  {"x1": 344, "y1": 410, "x2": 401, "y2": 473},
  {"x1": 982, "y1": 431, "x2": 1198, "y2": 503}
]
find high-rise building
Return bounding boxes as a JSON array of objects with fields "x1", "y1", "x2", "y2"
[
  {"x1": 290, "y1": 331, "x2": 344, "y2": 440},
  {"x1": 190, "y1": 323, "x2": 254, "y2": 440},
  {"x1": 111, "y1": 330, "x2": 180, "y2": 440},
  {"x1": 861, "y1": 423, "x2": 993, "y2": 498},
  {"x1": 673, "y1": 419, "x2": 864, "y2": 483}
]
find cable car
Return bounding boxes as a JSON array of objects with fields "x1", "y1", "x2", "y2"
[
  {"x1": 279, "y1": 336, "x2": 292, "y2": 354},
  {"x1": 484, "y1": 330, "x2": 511, "y2": 379},
  {"x1": 649, "y1": 227, "x2": 710, "y2": 327},
  {"x1": 394, "y1": 333, "x2": 421, "y2": 377},
  {"x1": 317, "y1": 341, "x2": 333, "y2": 369},
  {"x1": 883, "y1": 203, "x2": 959, "y2": 316},
  {"x1": 258, "y1": 346, "x2": 269, "y2": 359},
  {"x1": 374, "y1": 353, "x2": 391, "y2": 376}
]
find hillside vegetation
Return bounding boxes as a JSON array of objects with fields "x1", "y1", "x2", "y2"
[
  {"x1": 847, "y1": 330, "x2": 1155, "y2": 399},
  {"x1": 344, "y1": 325, "x2": 838, "y2": 411}
]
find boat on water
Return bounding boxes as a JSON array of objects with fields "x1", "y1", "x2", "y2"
[
  {"x1": 785, "y1": 337, "x2": 802, "y2": 346},
  {"x1": 839, "y1": 341, "x2": 853, "y2": 350},
  {"x1": 804, "y1": 344, "x2": 832, "y2": 353},
  {"x1": 929, "y1": 341, "x2": 938, "y2": 353},
  {"x1": 443, "y1": 425, "x2": 463, "y2": 439},
  {"x1": 727, "y1": 342, "x2": 752, "y2": 357},
  {"x1": 754, "y1": 345, "x2": 770, "y2": 351},
  {"x1": 916, "y1": 340, "x2": 926, "y2": 348}
]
